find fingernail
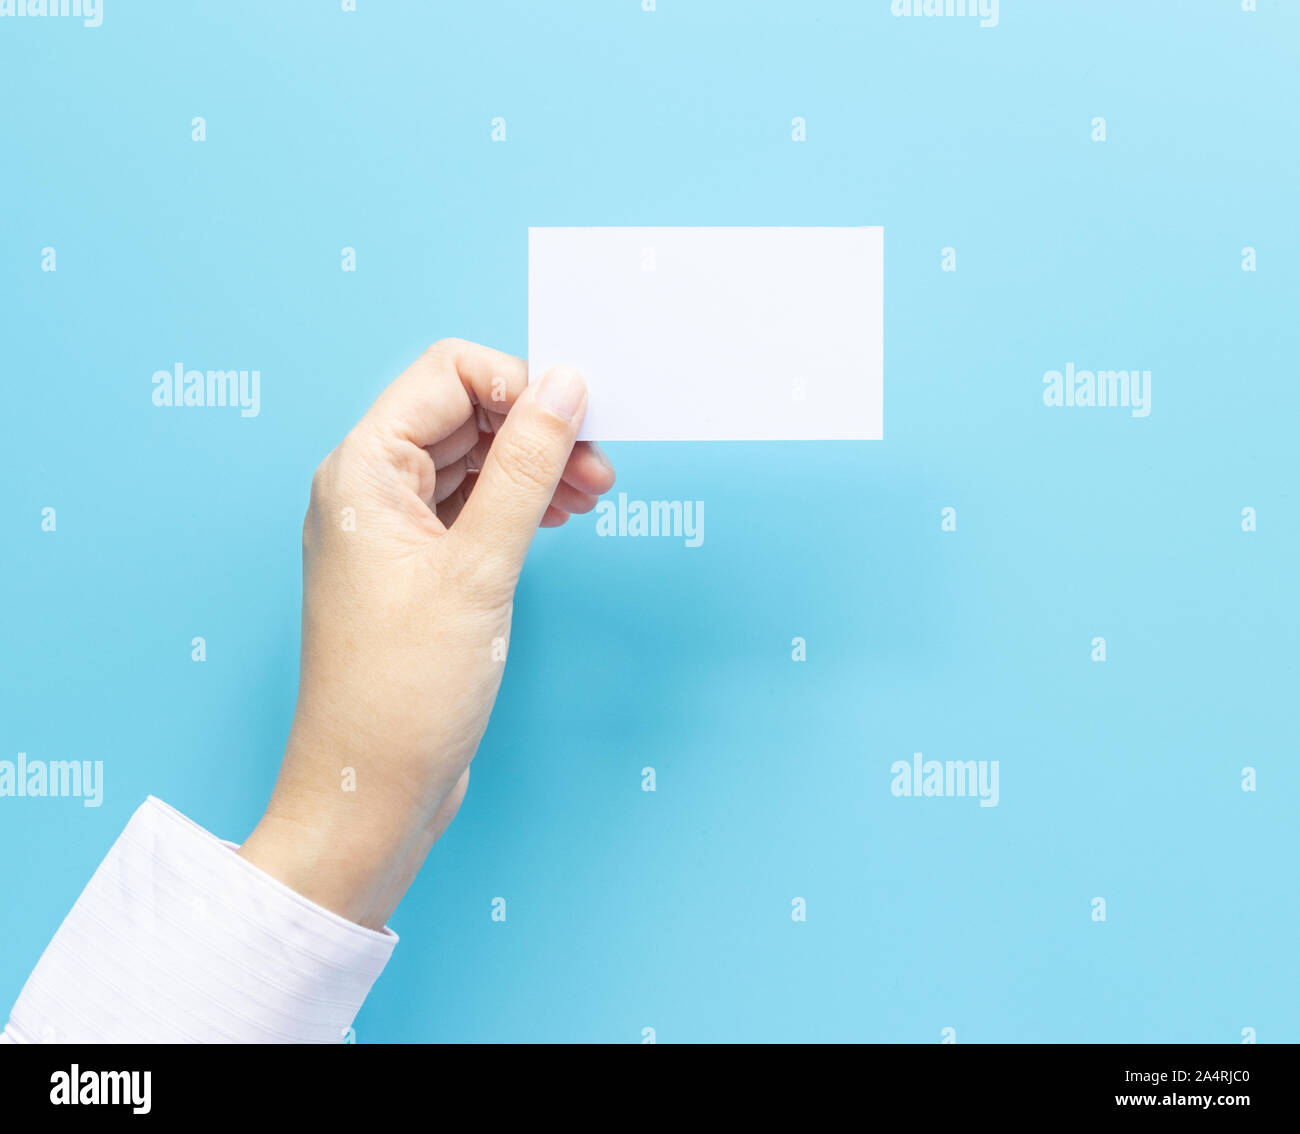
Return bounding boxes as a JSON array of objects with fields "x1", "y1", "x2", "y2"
[
  {"x1": 589, "y1": 440, "x2": 612, "y2": 469},
  {"x1": 533, "y1": 367, "x2": 586, "y2": 422}
]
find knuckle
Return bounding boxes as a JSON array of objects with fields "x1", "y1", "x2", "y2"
[
  {"x1": 315, "y1": 429, "x2": 376, "y2": 491},
  {"x1": 425, "y1": 337, "x2": 465, "y2": 361},
  {"x1": 303, "y1": 457, "x2": 334, "y2": 552},
  {"x1": 309, "y1": 458, "x2": 329, "y2": 498},
  {"x1": 308, "y1": 447, "x2": 340, "y2": 503},
  {"x1": 306, "y1": 436, "x2": 360, "y2": 521},
  {"x1": 301, "y1": 508, "x2": 316, "y2": 555}
]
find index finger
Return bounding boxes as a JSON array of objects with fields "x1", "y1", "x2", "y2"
[{"x1": 361, "y1": 338, "x2": 527, "y2": 447}]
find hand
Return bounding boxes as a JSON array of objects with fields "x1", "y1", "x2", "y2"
[{"x1": 237, "y1": 339, "x2": 615, "y2": 929}]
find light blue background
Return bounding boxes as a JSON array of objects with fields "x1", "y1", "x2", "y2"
[{"x1": 2, "y1": 0, "x2": 1297, "y2": 1043}]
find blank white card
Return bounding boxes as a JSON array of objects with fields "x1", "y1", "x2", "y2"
[{"x1": 528, "y1": 226, "x2": 883, "y2": 442}]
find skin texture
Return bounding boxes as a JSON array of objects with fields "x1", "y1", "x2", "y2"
[{"x1": 236, "y1": 339, "x2": 615, "y2": 929}]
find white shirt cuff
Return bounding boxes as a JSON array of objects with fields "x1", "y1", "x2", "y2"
[{"x1": 2, "y1": 796, "x2": 396, "y2": 1044}]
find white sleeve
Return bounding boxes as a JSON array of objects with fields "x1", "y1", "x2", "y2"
[{"x1": 1, "y1": 796, "x2": 396, "y2": 1044}]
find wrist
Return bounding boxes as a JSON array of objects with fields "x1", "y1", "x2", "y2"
[{"x1": 237, "y1": 804, "x2": 432, "y2": 931}]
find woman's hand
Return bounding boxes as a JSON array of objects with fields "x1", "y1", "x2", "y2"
[{"x1": 237, "y1": 339, "x2": 615, "y2": 929}]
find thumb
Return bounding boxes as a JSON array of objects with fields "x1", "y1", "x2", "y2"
[{"x1": 456, "y1": 366, "x2": 588, "y2": 572}]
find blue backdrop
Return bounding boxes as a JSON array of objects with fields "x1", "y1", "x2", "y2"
[{"x1": 2, "y1": 0, "x2": 1297, "y2": 1043}]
